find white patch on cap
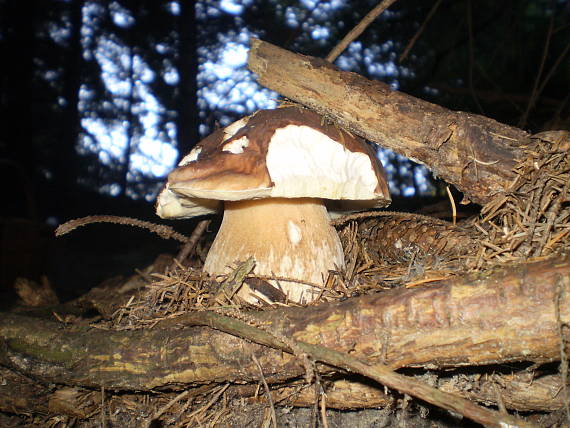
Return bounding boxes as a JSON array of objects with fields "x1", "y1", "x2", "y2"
[
  {"x1": 266, "y1": 125, "x2": 379, "y2": 200},
  {"x1": 223, "y1": 116, "x2": 250, "y2": 140},
  {"x1": 287, "y1": 220, "x2": 302, "y2": 246},
  {"x1": 178, "y1": 146, "x2": 202, "y2": 166},
  {"x1": 222, "y1": 136, "x2": 249, "y2": 154}
]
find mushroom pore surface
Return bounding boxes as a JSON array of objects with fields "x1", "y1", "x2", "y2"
[{"x1": 204, "y1": 197, "x2": 344, "y2": 304}]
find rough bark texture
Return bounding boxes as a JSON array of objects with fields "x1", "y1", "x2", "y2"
[
  {"x1": 2, "y1": 368, "x2": 563, "y2": 416},
  {"x1": 244, "y1": 373, "x2": 566, "y2": 412},
  {"x1": 1, "y1": 255, "x2": 568, "y2": 395},
  {"x1": 439, "y1": 373, "x2": 567, "y2": 412},
  {"x1": 247, "y1": 38, "x2": 531, "y2": 205},
  {"x1": 0, "y1": 367, "x2": 52, "y2": 415}
]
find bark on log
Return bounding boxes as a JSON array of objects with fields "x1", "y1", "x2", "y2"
[
  {"x1": 241, "y1": 373, "x2": 566, "y2": 412},
  {"x1": 2, "y1": 367, "x2": 563, "y2": 416},
  {"x1": 0, "y1": 255, "x2": 568, "y2": 394},
  {"x1": 247, "y1": 38, "x2": 531, "y2": 205},
  {"x1": 439, "y1": 373, "x2": 567, "y2": 412},
  {"x1": 0, "y1": 367, "x2": 51, "y2": 415}
]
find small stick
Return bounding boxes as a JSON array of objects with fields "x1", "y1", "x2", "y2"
[
  {"x1": 326, "y1": 0, "x2": 399, "y2": 63},
  {"x1": 518, "y1": 10, "x2": 554, "y2": 127},
  {"x1": 536, "y1": 43, "x2": 570, "y2": 110},
  {"x1": 400, "y1": 0, "x2": 442, "y2": 63},
  {"x1": 252, "y1": 353, "x2": 278, "y2": 428},
  {"x1": 175, "y1": 219, "x2": 211, "y2": 263},
  {"x1": 55, "y1": 215, "x2": 190, "y2": 243},
  {"x1": 320, "y1": 390, "x2": 329, "y2": 428},
  {"x1": 146, "y1": 390, "x2": 190, "y2": 427},
  {"x1": 466, "y1": 0, "x2": 484, "y2": 114},
  {"x1": 446, "y1": 185, "x2": 457, "y2": 226},
  {"x1": 186, "y1": 384, "x2": 229, "y2": 420}
]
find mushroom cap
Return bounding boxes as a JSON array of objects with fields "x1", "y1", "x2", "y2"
[{"x1": 156, "y1": 107, "x2": 391, "y2": 219}]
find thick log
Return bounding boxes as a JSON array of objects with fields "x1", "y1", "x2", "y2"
[
  {"x1": 1, "y1": 368, "x2": 563, "y2": 416},
  {"x1": 440, "y1": 373, "x2": 566, "y2": 412},
  {"x1": 0, "y1": 255, "x2": 568, "y2": 394},
  {"x1": 241, "y1": 373, "x2": 565, "y2": 412},
  {"x1": 247, "y1": 38, "x2": 530, "y2": 205}
]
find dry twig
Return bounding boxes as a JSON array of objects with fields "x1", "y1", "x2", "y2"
[
  {"x1": 146, "y1": 390, "x2": 190, "y2": 428},
  {"x1": 326, "y1": 0, "x2": 399, "y2": 63},
  {"x1": 519, "y1": 9, "x2": 554, "y2": 127},
  {"x1": 252, "y1": 353, "x2": 277, "y2": 428},
  {"x1": 399, "y1": 0, "x2": 442, "y2": 63},
  {"x1": 55, "y1": 215, "x2": 190, "y2": 243},
  {"x1": 174, "y1": 219, "x2": 211, "y2": 263}
]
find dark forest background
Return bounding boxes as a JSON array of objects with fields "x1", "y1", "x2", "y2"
[{"x1": 1, "y1": 0, "x2": 568, "y2": 298}]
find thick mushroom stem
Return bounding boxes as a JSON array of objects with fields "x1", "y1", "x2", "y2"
[{"x1": 204, "y1": 198, "x2": 344, "y2": 304}]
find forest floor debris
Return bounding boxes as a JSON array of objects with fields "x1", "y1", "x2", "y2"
[{"x1": 4, "y1": 132, "x2": 569, "y2": 427}]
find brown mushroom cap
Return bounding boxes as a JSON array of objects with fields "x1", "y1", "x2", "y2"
[{"x1": 156, "y1": 107, "x2": 390, "y2": 219}]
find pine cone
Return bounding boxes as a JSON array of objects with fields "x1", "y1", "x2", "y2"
[{"x1": 358, "y1": 213, "x2": 478, "y2": 265}]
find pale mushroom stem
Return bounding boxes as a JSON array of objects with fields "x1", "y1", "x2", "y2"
[{"x1": 204, "y1": 197, "x2": 345, "y2": 304}]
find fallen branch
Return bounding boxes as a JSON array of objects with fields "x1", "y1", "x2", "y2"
[
  {"x1": 3, "y1": 367, "x2": 562, "y2": 418},
  {"x1": 55, "y1": 215, "x2": 190, "y2": 243},
  {"x1": 196, "y1": 310, "x2": 536, "y2": 427},
  {"x1": 242, "y1": 372, "x2": 566, "y2": 412},
  {"x1": 194, "y1": 314, "x2": 534, "y2": 427},
  {"x1": 325, "y1": 0, "x2": 398, "y2": 63},
  {"x1": 174, "y1": 218, "x2": 211, "y2": 264},
  {"x1": 1, "y1": 255, "x2": 568, "y2": 393},
  {"x1": 247, "y1": 38, "x2": 530, "y2": 205},
  {"x1": 1, "y1": 313, "x2": 539, "y2": 426}
]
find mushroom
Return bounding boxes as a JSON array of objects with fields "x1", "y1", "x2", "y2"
[{"x1": 156, "y1": 107, "x2": 390, "y2": 304}]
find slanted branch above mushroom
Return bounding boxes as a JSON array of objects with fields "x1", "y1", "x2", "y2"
[{"x1": 156, "y1": 107, "x2": 391, "y2": 304}]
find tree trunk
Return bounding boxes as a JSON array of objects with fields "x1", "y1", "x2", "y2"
[
  {"x1": 175, "y1": 1, "x2": 199, "y2": 159},
  {"x1": 0, "y1": 1, "x2": 38, "y2": 219},
  {"x1": 54, "y1": 0, "x2": 84, "y2": 212},
  {"x1": 247, "y1": 38, "x2": 531, "y2": 205}
]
